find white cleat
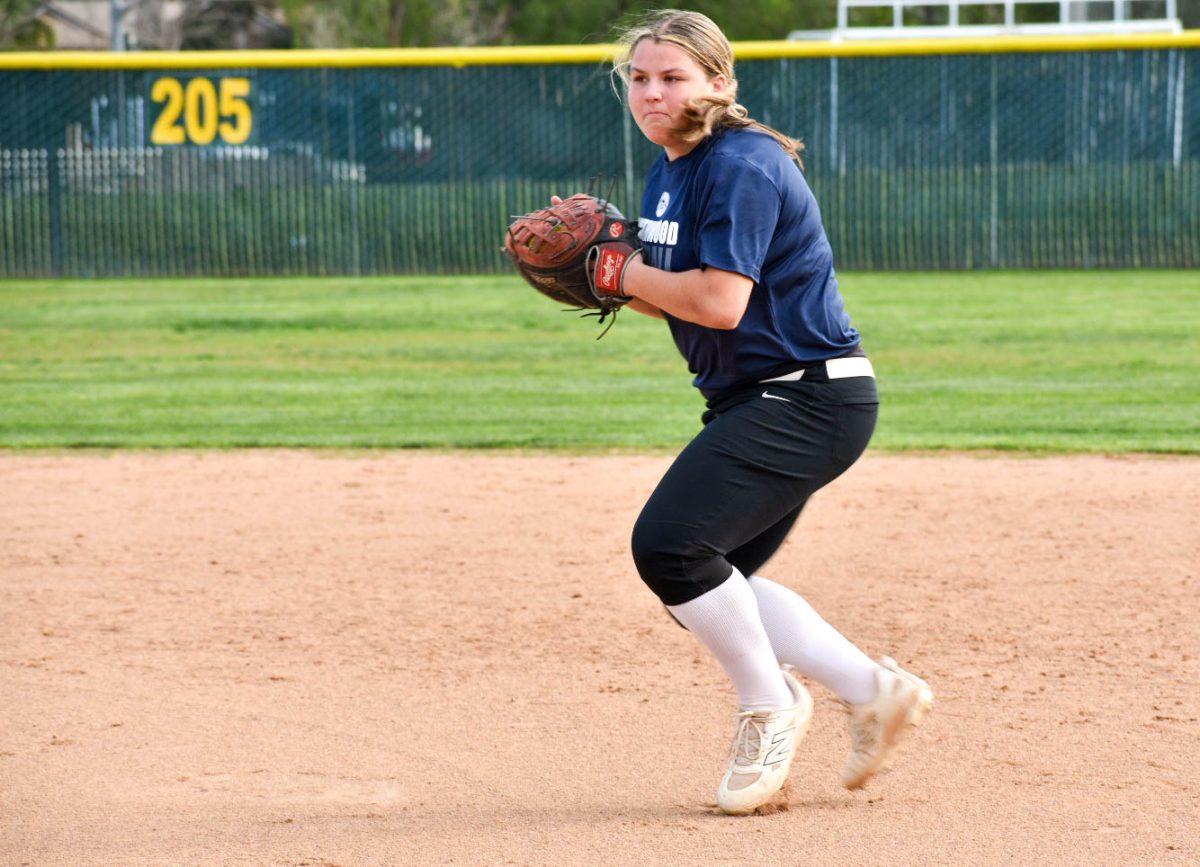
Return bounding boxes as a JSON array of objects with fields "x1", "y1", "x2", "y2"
[
  {"x1": 841, "y1": 656, "x2": 934, "y2": 790},
  {"x1": 717, "y1": 666, "x2": 813, "y2": 815}
]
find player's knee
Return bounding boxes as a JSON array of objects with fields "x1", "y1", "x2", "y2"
[
  {"x1": 630, "y1": 517, "x2": 728, "y2": 606},
  {"x1": 629, "y1": 518, "x2": 675, "y2": 596}
]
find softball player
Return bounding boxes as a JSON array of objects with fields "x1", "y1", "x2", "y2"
[{"x1": 607, "y1": 10, "x2": 934, "y2": 815}]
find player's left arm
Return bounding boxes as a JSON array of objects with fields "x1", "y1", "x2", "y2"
[
  {"x1": 618, "y1": 260, "x2": 753, "y2": 329},
  {"x1": 608, "y1": 152, "x2": 773, "y2": 330},
  {"x1": 624, "y1": 297, "x2": 666, "y2": 319}
]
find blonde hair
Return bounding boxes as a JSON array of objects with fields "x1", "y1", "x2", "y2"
[{"x1": 612, "y1": 9, "x2": 805, "y2": 166}]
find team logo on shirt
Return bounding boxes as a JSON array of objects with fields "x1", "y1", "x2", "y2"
[
  {"x1": 638, "y1": 217, "x2": 679, "y2": 246},
  {"x1": 643, "y1": 189, "x2": 679, "y2": 268}
]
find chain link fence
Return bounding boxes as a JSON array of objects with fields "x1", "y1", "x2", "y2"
[{"x1": 1, "y1": 39, "x2": 1197, "y2": 277}]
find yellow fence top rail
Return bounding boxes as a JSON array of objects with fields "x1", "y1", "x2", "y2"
[{"x1": 1, "y1": 30, "x2": 1199, "y2": 69}]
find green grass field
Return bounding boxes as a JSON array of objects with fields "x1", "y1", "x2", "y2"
[{"x1": 1, "y1": 271, "x2": 1197, "y2": 452}]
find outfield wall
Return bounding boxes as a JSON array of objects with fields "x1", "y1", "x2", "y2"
[{"x1": 1, "y1": 34, "x2": 1198, "y2": 277}]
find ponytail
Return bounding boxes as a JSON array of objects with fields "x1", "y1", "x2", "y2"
[{"x1": 677, "y1": 89, "x2": 805, "y2": 168}]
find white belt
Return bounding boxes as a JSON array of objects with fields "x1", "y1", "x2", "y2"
[{"x1": 761, "y1": 356, "x2": 875, "y2": 382}]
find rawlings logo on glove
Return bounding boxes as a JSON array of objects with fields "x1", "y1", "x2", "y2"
[
  {"x1": 504, "y1": 188, "x2": 643, "y2": 337},
  {"x1": 588, "y1": 243, "x2": 640, "y2": 298}
]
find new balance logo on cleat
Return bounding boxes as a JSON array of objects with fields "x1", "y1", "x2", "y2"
[{"x1": 763, "y1": 727, "x2": 796, "y2": 766}]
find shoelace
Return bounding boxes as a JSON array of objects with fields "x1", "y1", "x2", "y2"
[{"x1": 728, "y1": 710, "x2": 769, "y2": 770}]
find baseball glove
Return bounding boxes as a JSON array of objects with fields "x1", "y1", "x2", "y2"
[{"x1": 504, "y1": 192, "x2": 642, "y2": 336}]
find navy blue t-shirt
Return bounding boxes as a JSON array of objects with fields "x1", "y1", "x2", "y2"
[{"x1": 638, "y1": 127, "x2": 859, "y2": 399}]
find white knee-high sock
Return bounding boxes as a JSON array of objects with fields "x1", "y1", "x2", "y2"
[
  {"x1": 666, "y1": 569, "x2": 794, "y2": 711},
  {"x1": 748, "y1": 574, "x2": 879, "y2": 705}
]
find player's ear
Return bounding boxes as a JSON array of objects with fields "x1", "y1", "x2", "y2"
[{"x1": 709, "y1": 73, "x2": 728, "y2": 94}]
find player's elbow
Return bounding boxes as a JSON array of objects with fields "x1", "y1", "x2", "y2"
[
  {"x1": 702, "y1": 292, "x2": 751, "y2": 330},
  {"x1": 699, "y1": 269, "x2": 753, "y2": 330},
  {"x1": 706, "y1": 307, "x2": 745, "y2": 330}
]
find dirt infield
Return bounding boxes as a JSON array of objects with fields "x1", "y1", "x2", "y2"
[{"x1": 2, "y1": 451, "x2": 1197, "y2": 866}]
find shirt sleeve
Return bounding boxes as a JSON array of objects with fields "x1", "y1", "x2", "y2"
[{"x1": 694, "y1": 154, "x2": 782, "y2": 283}]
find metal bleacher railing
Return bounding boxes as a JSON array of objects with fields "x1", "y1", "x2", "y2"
[{"x1": 792, "y1": 0, "x2": 1183, "y2": 39}]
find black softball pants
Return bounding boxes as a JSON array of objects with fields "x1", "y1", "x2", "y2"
[{"x1": 630, "y1": 372, "x2": 879, "y2": 606}]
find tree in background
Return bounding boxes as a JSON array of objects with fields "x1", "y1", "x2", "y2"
[
  {"x1": 0, "y1": 0, "x2": 56, "y2": 48},
  {"x1": 272, "y1": 0, "x2": 836, "y2": 47},
  {"x1": 507, "y1": 0, "x2": 833, "y2": 43},
  {"x1": 274, "y1": 0, "x2": 511, "y2": 47},
  {"x1": 4, "y1": 0, "x2": 1195, "y2": 50},
  {"x1": 178, "y1": 0, "x2": 293, "y2": 49},
  {"x1": 267, "y1": 0, "x2": 1200, "y2": 46}
]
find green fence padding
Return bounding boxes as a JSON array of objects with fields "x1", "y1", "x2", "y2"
[{"x1": 1, "y1": 38, "x2": 1197, "y2": 276}]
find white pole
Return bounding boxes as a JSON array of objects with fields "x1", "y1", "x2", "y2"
[
  {"x1": 989, "y1": 55, "x2": 999, "y2": 267},
  {"x1": 830, "y1": 56, "x2": 840, "y2": 175},
  {"x1": 1173, "y1": 51, "x2": 1185, "y2": 171},
  {"x1": 110, "y1": 0, "x2": 123, "y2": 51}
]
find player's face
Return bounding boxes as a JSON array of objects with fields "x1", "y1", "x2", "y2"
[{"x1": 627, "y1": 39, "x2": 727, "y2": 159}]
